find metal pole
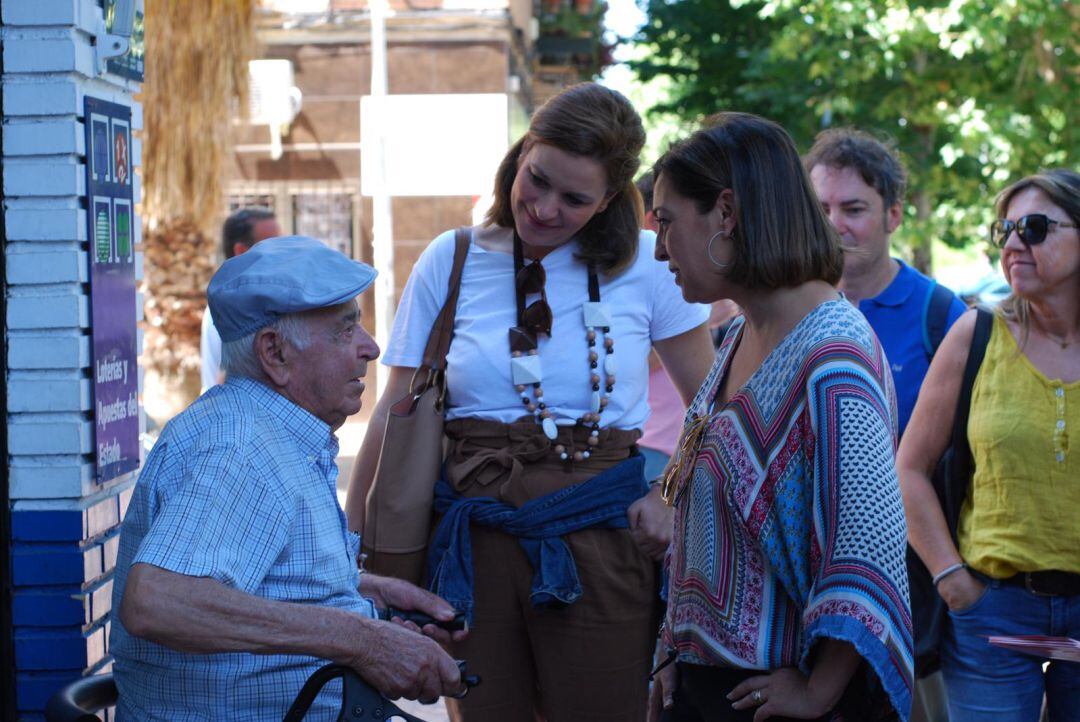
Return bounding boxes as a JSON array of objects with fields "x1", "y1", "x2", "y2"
[{"x1": 369, "y1": 0, "x2": 394, "y2": 397}]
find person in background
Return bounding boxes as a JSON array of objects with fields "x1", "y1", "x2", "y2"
[
  {"x1": 200, "y1": 207, "x2": 282, "y2": 392},
  {"x1": 650, "y1": 112, "x2": 912, "y2": 722},
  {"x1": 805, "y1": 129, "x2": 966, "y2": 436},
  {"x1": 346, "y1": 82, "x2": 715, "y2": 721},
  {"x1": 112, "y1": 237, "x2": 466, "y2": 721},
  {"x1": 636, "y1": 174, "x2": 694, "y2": 482},
  {"x1": 805, "y1": 128, "x2": 969, "y2": 722},
  {"x1": 898, "y1": 169, "x2": 1080, "y2": 722}
]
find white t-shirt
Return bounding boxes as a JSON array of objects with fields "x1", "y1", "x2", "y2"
[
  {"x1": 200, "y1": 308, "x2": 223, "y2": 393},
  {"x1": 383, "y1": 228, "x2": 709, "y2": 430}
]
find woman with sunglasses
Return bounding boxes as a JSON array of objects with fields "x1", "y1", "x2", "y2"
[
  {"x1": 897, "y1": 169, "x2": 1080, "y2": 721},
  {"x1": 649, "y1": 113, "x2": 913, "y2": 722},
  {"x1": 345, "y1": 82, "x2": 714, "y2": 721}
]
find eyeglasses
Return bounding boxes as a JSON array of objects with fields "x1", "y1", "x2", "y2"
[
  {"x1": 990, "y1": 214, "x2": 1078, "y2": 248},
  {"x1": 516, "y1": 261, "x2": 552, "y2": 337}
]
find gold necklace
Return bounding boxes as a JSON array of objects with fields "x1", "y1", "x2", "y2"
[{"x1": 1034, "y1": 320, "x2": 1077, "y2": 349}]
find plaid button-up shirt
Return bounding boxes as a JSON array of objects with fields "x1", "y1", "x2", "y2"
[{"x1": 111, "y1": 376, "x2": 375, "y2": 721}]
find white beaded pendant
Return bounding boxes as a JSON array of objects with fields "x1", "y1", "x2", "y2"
[
  {"x1": 510, "y1": 355, "x2": 543, "y2": 386},
  {"x1": 582, "y1": 302, "x2": 612, "y2": 329}
]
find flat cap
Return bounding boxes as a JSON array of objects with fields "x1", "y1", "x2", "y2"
[{"x1": 208, "y1": 235, "x2": 377, "y2": 342}]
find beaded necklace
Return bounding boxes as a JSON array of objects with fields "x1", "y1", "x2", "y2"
[{"x1": 508, "y1": 233, "x2": 616, "y2": 461}]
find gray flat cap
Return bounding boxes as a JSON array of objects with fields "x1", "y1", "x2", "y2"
[{"x1": 208, "y1": 235, "x2": 377, "y2": 342}]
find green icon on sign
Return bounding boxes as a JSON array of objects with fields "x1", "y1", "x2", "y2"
[
  {"x1": 95, "y1": 206, "x2": 111, "y2": 263},
  {"x1": 116, "y1": 206, "x2": 131, "y2": 258}
]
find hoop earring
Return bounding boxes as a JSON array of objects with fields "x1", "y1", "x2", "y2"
[{"x1": 706, "y1": 231, "x2": 731, "y2": 269}]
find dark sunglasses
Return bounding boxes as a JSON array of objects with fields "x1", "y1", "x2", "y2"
[
  {"x1": 990, "y1": 213, "x2": 1078, "y2": 248},
  {"x1": 516, "y1": 261, "x2": 552, "y2": 337}
]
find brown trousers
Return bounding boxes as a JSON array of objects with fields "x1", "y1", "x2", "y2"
[{"x1": 441, "y1": 418, "x2": 661, "y2": 722}]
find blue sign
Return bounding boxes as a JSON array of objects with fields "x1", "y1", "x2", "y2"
[{"x1": 84, "y1": 97, "x2": 139, "y2": 482}]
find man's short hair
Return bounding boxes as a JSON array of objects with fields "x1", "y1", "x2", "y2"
[
  {"x1": 803, "y1": 128, "x2": 908, "y2": 210},
  {"x1": 222, "y1": 207, "x2": 277, "y2": 259},
  {"x1": 635, "y1": 174, "x2": 654, "y2": 212}
]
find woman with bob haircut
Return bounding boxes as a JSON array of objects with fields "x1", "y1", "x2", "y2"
[
  {"x1": 898, "y1": 169, "x2": 1080, "y2": 721},
  {"x1": 649, "y1": 112, "x2": 913, "y2": 721},
  {"x1": 346, "y1": 82, "x2": 715, "y2": 721}
]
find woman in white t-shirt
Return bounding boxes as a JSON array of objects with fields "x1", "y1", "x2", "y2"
[{"x1": 346, "y1": 82, "x2": 714, "y2": 722}]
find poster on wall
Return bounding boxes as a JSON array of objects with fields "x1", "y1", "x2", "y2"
[{"x1": 85, "y1": 96, "x2": 140, "y2": 483}]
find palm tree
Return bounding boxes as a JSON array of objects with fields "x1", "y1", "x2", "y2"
[{"x1": 140, "y1": 0, "x2": 257, "y2": 423}]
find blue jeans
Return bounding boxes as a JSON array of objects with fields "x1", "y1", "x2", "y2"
[
  {"x1": 639, "y1": 446, "x2": 671, "y2": 481},
  {"x1": 942, "y1": 576, "x2": 1080, "y2": 721}
]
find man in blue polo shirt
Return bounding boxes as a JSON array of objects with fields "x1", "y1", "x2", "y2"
[
  {"x1": 806, "y1": 129, "x2": 966, "y2": 437},
  {"x1": 806, "y1": 130, "x2": 966, "y2": 722}
]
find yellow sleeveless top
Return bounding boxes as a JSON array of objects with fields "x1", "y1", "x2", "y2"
[{"x1": 958, "y1": 314, "x2": 1080, "y2": 578}]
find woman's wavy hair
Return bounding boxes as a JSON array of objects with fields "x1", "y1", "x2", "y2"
[
  {"x1": 994, "y1": 168, "x2": 1080, "y2": 345},
  {"x1": 485, "y1": 82, "x2": 645, "y2": 275},
  {"x1": 652, "y1": 112, "x2": 843, "y2": 289}
]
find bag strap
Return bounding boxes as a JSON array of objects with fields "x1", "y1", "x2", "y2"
[
  {"x1": 419, "y1": 227, "x2": 470, "y2": 371},
  {"x1": 923, "y1": 281, "x2": 954, "y2": 359},
  {"x1": 943, "y1": 306, "x2": 993, "y2": 537}
]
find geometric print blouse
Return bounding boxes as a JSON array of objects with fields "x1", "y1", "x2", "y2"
[{"x1": 664, "y1": 299, "x2": 914, "y2": 720}]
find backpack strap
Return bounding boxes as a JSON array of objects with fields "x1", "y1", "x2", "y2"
[
  {"x1": 922, "y1": 281, "x2": 954, "y2": 359},
  {"x1": 943, "y1": 306, "x2": 994, "y2": 537}
]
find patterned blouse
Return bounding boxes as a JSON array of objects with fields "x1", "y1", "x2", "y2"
[{"x1": 664, "y1": 299, "x2": 913, "y2": 719}]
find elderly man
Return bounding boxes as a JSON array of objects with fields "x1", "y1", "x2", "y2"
[{"x1": 110, "y1": 237, "x2": 464, "y2": 720}]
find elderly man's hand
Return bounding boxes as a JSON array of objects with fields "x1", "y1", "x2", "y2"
[
  {"x1": 360, "y1": 574, "x2": 468, "y2": 645},
  {"x1": 348, "y1": 618, "x2": 463, "y2": 703}
]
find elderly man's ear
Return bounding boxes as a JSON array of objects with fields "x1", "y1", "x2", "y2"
[{"x1": 255, "y1": 328, "x2": 293, "y2": 387}]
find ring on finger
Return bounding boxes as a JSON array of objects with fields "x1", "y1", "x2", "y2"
[{"x1": 751, "y1": 689, "x2": 763, "y2": 704}]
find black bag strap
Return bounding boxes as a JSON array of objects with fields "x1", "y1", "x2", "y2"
[
  {"x1": 943, "y1": 306, "x2": 994, "y2": 538},
  {"x1": 923, "y1": 281, "x2": 954, "y2": 359},
  {"x1": 416, "y1": 227, "x2": 470, "y2": 378}
]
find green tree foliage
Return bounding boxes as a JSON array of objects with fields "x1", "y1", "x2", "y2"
[{"x1": 632, "y1": 0, "x2": 1079, "y2": 270}]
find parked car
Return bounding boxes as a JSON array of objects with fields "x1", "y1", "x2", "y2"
[{"x1": 959, "y1": 273, "x2": 1010, "y2": 307}]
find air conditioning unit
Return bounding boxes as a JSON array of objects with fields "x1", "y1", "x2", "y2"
[{"x1": 248, "y1": 59, "x2": 303, "y2": 160}]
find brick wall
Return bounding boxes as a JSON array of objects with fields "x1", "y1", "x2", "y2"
[{"x1": 3, "y1": 1, "x2": 142, "y2": 717}]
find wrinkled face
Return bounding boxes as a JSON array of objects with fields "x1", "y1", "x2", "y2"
[
  {"x1": 652, "y1": 173, "x2": 731, "y2": 304},
  {"x1": 510, "y1": 142, "x2": 611, "y2": 251},
  {"x1": 999, "y1": 187, "x2": 1080, "y2": 300},
  {"x1": 810, "y1": 164, "x2": 900, "y2": 278},
  {"x1": 286, "y1": 300, "x2": 380, "y2": 430}
]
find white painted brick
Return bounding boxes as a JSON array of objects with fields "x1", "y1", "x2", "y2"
[
  {"x1": 3, "y1": 118, "x2": 83, "y2": 156},
  {"x1": 134, "y1": 251, "x2": 143, "y2": 281},
  {"x1": 136, "y1": 326, "x2": 144, "y2": 358},
  {"x1": 132, "y1": 172, "x2": 141, "y2": 205},
  {"x1": 7, "y1": 293, "x2": 89, "y2": 329},
  {"x1": 135, "y1": 291, "x2": 144, "y2": 322},
  {"x1": 2, "y1": 79, "x2": 80, "y2": 115},
  {"x1": 4, "y1": 35, "x2": 95, "y2": 76},
  {"x1": 7, "y1": 374, "x2": 91, "y2": 412},
  {"x1": 5, "y1": 207, "x2": 87, "y2": 241},
  {"x1": 131, "y1": 136, "x2": 142, "y2": 167},
  {"x1": 130, "y1": 102, "x2": 142, "y2": 131},
  {"x1": 7, "y1": 331, "x2": 90, "y2": 369},
  {"x1": 2, "y1": 1, "x2": 79, "y2": 27},
  {"x1": 13, "y1": 475, "x2": 135, "y2": 511},
  {"x1": 9, "y1": 416, "x2": 94, "y2": 455},
  {"x1": 3, "y1": 159, "x2": 84, "y2": 196},
  {"x1": 133, "y1": 214, "x2": 142, "y2": 247},
  {"x1": 8, "y1": 455, "x2": 95, "y2": 500},
  {"x1": 6, "y1": 249, "x2": 86, "y2": 284}
]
